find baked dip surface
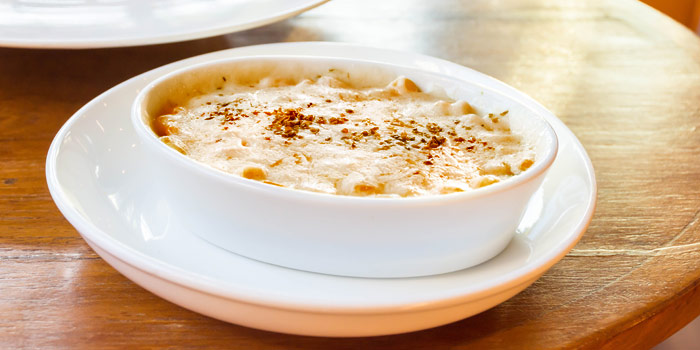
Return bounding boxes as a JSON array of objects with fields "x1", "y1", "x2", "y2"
[{"x1": 153, "y1": 73, "x2": 535, "y2": 197}]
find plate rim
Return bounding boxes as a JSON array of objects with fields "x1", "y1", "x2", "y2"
[{"x1": 45, "y1": 42, "x2": 597, "y2": 314}]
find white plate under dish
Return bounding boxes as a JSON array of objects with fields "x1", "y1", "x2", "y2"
[
  {"x1": 0, "y1": 0, "x2": 327, "y2": 49},
  {"x1": 46, "y1": 42, "x2": 596, "y2": 337}
]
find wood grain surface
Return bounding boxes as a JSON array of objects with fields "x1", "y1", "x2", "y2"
[{"x1": 2, "y1": 0, "x2": 700, "y2": 348}]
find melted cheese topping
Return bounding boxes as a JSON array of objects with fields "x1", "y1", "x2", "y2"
[{"x1": 154, "y1": 75, "x2": 535, "y2": 197}]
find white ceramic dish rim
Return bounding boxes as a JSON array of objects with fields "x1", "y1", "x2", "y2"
[
  {"x1": 46, "y1": 42, "x2": 597, "y2": 314},
  {"x1": 0, "y1": 0, "x2": 328, "y2": 49},
  {"x1": 133, "y1": 55, "x2": 559, "y2": 204}
]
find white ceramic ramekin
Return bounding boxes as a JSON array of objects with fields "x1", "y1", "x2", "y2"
[{"x1": 131, "y1": 55, "x2": 558, "y2": 278}]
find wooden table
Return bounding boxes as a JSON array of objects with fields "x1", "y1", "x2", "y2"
[{"x1": 2, "y1": 0, "x2": 700, "y2": 348}]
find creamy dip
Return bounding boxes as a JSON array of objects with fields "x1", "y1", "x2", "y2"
[{"x1": 153, "y1": 74, "x2": 535, "y2": 197}]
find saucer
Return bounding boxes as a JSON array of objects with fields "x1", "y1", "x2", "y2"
[
  {"x1": 0, "y1": 0, "x2": 327, "y2": 49},
  {"x1": 46, "y1": 42, "x2": 596, "y2": 337}
]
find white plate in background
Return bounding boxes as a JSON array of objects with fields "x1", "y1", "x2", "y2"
[
  {"x1": 46, "y1": 42, "x2": 596, "y2": 336},
  {"x1": 0, "y1": 0, "x2": 328, "y2": 48}
]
